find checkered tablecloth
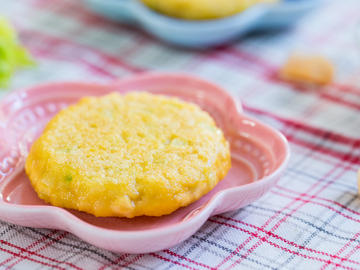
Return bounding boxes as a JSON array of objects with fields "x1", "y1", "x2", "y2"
[{"x1": 1, "y1": 0, "x2": 360, "y2": 269}]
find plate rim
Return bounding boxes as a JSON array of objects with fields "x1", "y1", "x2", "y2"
[{"x1": 0, "y1": 72, "x2": 290, "y2": 240}]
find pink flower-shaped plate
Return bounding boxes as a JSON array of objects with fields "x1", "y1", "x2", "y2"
[{"x1": 0, "y1": 73, "x2": 289, "y2": 253}]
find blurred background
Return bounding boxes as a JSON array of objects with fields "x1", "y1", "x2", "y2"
[{"x1": 1, "y1": 0, "x2": 360, "y2": 135}]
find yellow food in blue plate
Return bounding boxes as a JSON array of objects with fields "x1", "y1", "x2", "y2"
[
  {"x1": 141, "y1": 0, "x2": 277, "y2": 20},
  {"x1": 25, "y1": 92, "x2": 231, "y2": 218}
]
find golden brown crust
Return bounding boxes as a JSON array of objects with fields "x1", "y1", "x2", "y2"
[{"x1": 26, "y1": 92, "x2": 231, "y2": 217}]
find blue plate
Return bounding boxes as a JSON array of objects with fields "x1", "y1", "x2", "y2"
[{"x1": 83, "y1": 0, "x2": 322, "y2": 48}]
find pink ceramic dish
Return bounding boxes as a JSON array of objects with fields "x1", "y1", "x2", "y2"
[{"x1": 0, "y1": 73, "x2": 289, "y2": 253}]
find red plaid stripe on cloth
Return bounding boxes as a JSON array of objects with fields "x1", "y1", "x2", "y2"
[{"x1": 1, "y1": 0, "x2": 360, "y2": 269}]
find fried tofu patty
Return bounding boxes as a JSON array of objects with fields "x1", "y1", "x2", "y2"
[{"x1": 25, "y1": 92, "x2": 231, "y2": 217}]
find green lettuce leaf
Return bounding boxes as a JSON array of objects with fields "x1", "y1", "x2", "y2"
[{"x1": 0, "y1": 17, "x2": 35, "y2": 88}]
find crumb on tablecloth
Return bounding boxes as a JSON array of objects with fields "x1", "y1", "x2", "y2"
[{"x1": 280, "y1": 53, "x2": 334, "y2": 85}]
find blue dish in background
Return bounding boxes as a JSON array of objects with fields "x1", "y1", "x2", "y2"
[{"x1": 83, "y1": 0, "x2": 322, "y2": 48}]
